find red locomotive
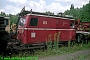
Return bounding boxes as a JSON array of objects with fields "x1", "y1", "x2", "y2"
[
  {"x1": 17, "y1": 8, "x2": 76, "y2": 46},
  {"x1": 16, "y1": 7, "x2": 90, "y2": 47}
]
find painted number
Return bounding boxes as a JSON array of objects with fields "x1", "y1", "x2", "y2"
[{"x1": 43, "y1": 21, "x2": 47, "y2": 24}]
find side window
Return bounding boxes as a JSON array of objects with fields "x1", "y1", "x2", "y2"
[
  {"x1": 70, "y1": 22, "x2": 74, "y2": 28},
  {"x1": 4, "y1": 19, "x2": 8, "y2": 25},
  {"x1": 30, "y1": 18, "x2": 38, "y2": 26}
]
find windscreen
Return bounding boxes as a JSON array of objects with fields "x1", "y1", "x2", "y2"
[{"x1": 19, "y1": 18, "x2": 26, "y2": 26}]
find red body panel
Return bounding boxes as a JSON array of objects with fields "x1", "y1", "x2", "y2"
[{"x1": 17, "y1": 15, "x2": 76, "y2": 44}]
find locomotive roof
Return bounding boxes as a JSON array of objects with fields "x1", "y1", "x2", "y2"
[
  {"x1": 19, "y1": 6, "x2": 75, "y2": 20},
  {"x1": 0, "y1": 16, "x2": 10, "y2": 20},
  {"x1": 27, "y1": 13, "x2": 75, "y2": 20}
]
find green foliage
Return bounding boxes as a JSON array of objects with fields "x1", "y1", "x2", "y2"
[
  {"x1": 68, "y1": 41, "x2": 71, "y2": 47},
  {"x1": 70, "y1": 4, "x2": 74, "y2": 10},
  {"x1": 46, "y1": 34, "x2": 52, "y2": 50},
  {"x1": 46, "y1": 32, "x2": 60, "y2": 51},
  {"x1": 64, "y1": 2, "x2": 90, "y2": 22},
  {"x1": 8, "y1": 14, "x2": 18, "y2": 25},
  {"x1": 34, "y1": 42, "x2": 90, "y2": 58},
  {"x1": 53, "y1": 32, "x2": 60, "y2": 50},
  {"x1": 0, "y1": 11, "x2": 6, "y2": 16},
  {"x1": 44, "y1": 11, "x2": 54, "y2": 15}
]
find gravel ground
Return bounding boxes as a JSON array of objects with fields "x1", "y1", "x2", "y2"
[{"x1": 39, "y1": 49, "x2": 90, "y2": 60}]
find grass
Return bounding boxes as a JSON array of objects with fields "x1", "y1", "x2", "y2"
[
  {"x1": 34, "y1": 42, "x2": 90, "y2": 58},
  {"x1": 37, "y1": 32, "x2": 90, "y2": 58},
  {"x1": 1, "y1": 42, "x2": 90, "y2": 60}
]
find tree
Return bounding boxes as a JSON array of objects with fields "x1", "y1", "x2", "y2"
[
  {"x1": 44, "y1": 11, "x2": 54, "y2": 15},
  {"x1": 8, "y1": 14, "x2": 18, "y2": 25},
  {"x1": 64, "y1": 4, "x2": 77, "y2": 18},
  {"x1": 64, "y1": 10, "x2": 70, "y2": 15},
  {"x1": 64, "y1": 1, "x2": 90, "y2": 22},
  {"x1": 0, "y1": 11, "x2": 18, "y2": 25},
  {"x1": 0, "y1": 11, "x2": 6, "y2": 16},
  {"x1": 80, "y1": 2, "x2": 90, "y2": 22},
  {"x1": 70, "y1": 4, "x2": 74, "y2": 10}
]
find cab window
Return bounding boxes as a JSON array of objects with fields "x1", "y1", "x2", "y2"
[{"x1": 30, "y1": 18, "x2": 38, "y2": 26}]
